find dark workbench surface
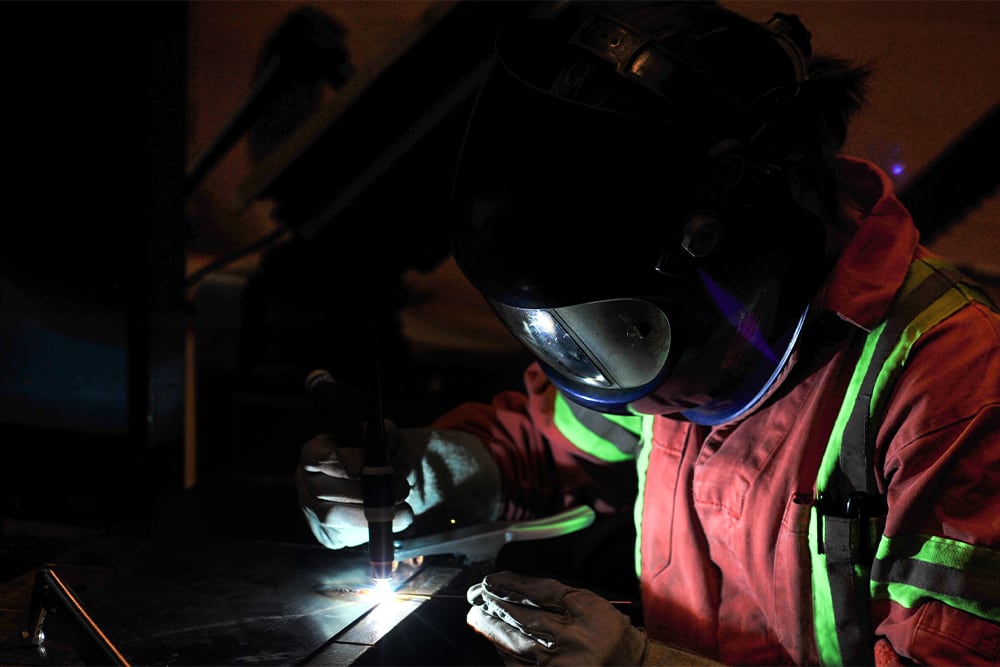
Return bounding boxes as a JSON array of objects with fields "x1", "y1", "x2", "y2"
[{"x1": 0, "y1": 532, "x2": 499, "y2": 666}]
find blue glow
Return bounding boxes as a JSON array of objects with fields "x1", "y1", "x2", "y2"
[
  {"x1": 0, "y1": 306, "x2": 128, "y2": 433},
  {"x1": 683, "y1": 306, "x2": 809, "y2": 426},
  {"x1": 892, "y1": 162, "x2": 905, "y2": 176},
  {"x1": 698, "y1": 271, "x2": 777, "y2": 362}
]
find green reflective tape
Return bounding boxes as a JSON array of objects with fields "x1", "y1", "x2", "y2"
[
  {"x1": 806, "y1": 258, "x2": 998, "y2": 662},
  {"x1": 815, "y1": 323, "x2": 885, "y2": 495},
  {"x1": 553, "y1": 392, "x2": 638, "y2": 462},
  {"x1": 634, "y1": 415, "x2": 654, "y2": 579},
  {"x1": 871, "y1": 581, "x2": 1000, "y2": 624},
  {"x1": 874, "y1": 556, "x2": 1000, "y2": 611},
  {"x1": 873, "y1": 533, "x2": 1000, "y2": 621},
  {"x1": 809, "y1": 323, "x2": 883, "y2": 666},
  {"x1": 808, "y1": 507, "x2": 842, "y2": 665},
  {"x1": 507, "y1": 505, "x2": 597, "y2": 536},
  {"x1": 604, "y1": 411, "x2": 644, "y2": 436},
  {"x1": 877, "y1": 533, "x2": 1000, "y2": 572},
  {"x1": 871, "y1": 287, "x2": 972, "y2": 420}
]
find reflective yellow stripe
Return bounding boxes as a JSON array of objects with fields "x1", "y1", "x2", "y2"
[
  {"x1": 808, "y1": 505, "x2": 841, "y2": 665},
  {"x1": 552, "y1": 392, "x2": 640, "y2": 462},
  {"x1": 815, "y1": 323, "x2": 884, "y2": 494},
  {"x1": 873, "y1": 534, "x2": 1000, "y2": 621},
  {"x1": 634, "y1": 415, "x2": 655, "y2": 578},
  {"x1": 810, "y1": 256, "x2": 995, "y2": 664},
  {"x1": 871, "y1": 286, "x2": 979, "y2": 421}
]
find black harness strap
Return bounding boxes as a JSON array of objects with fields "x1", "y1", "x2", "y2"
[{"x1": 820, "y1": 262, "x2": 958, "y2": 665}]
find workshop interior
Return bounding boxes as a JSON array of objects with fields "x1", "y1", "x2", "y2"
[{"x1": 0, "y1": 1, "x2": 997, "y2": 664}]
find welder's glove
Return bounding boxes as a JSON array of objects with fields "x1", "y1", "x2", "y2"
[
  {"x1": 296, "y1": 421, "x2": 501, "y2": 550},
  {"x1": 467, "y1": 571, "x2": 724, "y2": 666},
  {"x1": 295, "y1": 422, "x2": 409, "y2": 550},
  {"x1": 466, "y1": 570, "x2": 645, "y2": 665}
]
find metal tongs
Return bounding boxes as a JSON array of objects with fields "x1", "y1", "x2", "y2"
[{"x1": 393, "y1": 505, "x2": 595, "y2": 565}]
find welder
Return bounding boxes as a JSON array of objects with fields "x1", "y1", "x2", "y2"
[{"x1": 296, "y1": 2, "x2": 1000, "y2": 664}]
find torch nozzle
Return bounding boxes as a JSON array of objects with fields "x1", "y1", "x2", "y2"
[{"x1": 363, "y1": 462, "x2": 395, "y2": 583}]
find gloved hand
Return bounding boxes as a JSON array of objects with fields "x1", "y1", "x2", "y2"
[
  {"x1": 297, "y1": 421, "x2": 502, "y2": 550},
  {"x1": 467, "y1": 571, "x2": 724, "y2": 666},
  {"x1": 295, "y1": 421, "x2": 412, "y2": 550},
  {"x1": 466, "y1": 570, "x2": 646, "y2": 665}
]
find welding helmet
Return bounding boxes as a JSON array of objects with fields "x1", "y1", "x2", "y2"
[{"x1": 449, "y1": 8, "x2": 824, "y2": 421}]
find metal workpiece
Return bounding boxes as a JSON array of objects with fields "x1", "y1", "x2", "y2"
[
  {"x1": 4, "y1": 536, "x2": 473, "y2": 666},
  {"x1": 1, "y1": 507, "x2": 601, "y2": 665}
]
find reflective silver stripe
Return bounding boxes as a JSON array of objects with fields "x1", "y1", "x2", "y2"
[
  {"x1": 872, "y1": 533, "x2": 1000, "y2": 622},
  {"x1": 554, "y1": 392, "x2": 641, "y2": 461}
]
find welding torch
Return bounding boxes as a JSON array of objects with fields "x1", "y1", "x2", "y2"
[
  {"x1": 305, "y1": 332, "x2": 395, "y2": 583},
  {"x1": 360, "y1": 338, "x2": 395, "y2": 582}
]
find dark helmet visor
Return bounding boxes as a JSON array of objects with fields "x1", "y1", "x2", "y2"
[
  {"x1": 449, "y1": 20, "x2": 725, "y2": 309},
  {"x1": 447, "y1": 17, "x2": 817, "y2": 418}
]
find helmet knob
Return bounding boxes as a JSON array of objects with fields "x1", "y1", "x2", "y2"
[{"x1": 681, "y1": 211, "x2": 721, "y2": 258}]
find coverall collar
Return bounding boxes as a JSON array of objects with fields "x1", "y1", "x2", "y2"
[{"x1": 816, "y1": 156, "x2": 920, "y2": 332}]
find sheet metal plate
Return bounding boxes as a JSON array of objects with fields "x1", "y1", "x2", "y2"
[{"x1": 30, "y1": 536, "x2": 465, "y2": 665}]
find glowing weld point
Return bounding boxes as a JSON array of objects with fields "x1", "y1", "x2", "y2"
[
  {"x1": 449, "y1": 518, "x2": 456, "y2": 525},
  {"x1": 892, "y1": 163, "x2": 905, "y2": 176},
  {"x1": 370, "y1": 577, "x2": 395, "y2": 603}
]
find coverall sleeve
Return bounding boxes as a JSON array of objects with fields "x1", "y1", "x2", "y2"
[
  {"x1": 873, "y1": 300, "x2": 1000, "y2": 664},
  {"x1": 431, "y1": 362, "x2": 639, "y2": 520}
]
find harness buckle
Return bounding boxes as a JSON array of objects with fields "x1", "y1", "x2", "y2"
[{"x1": 816, "y1": 492, "x2": 887, "y2": 563}]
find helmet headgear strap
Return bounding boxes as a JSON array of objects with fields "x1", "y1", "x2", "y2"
[
  {"x1": 568, "y1": 11, "x2": 813, "y2": 272},
  {"x1": 569, "y1": 12, "x2": 811, "y2": 104}
]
